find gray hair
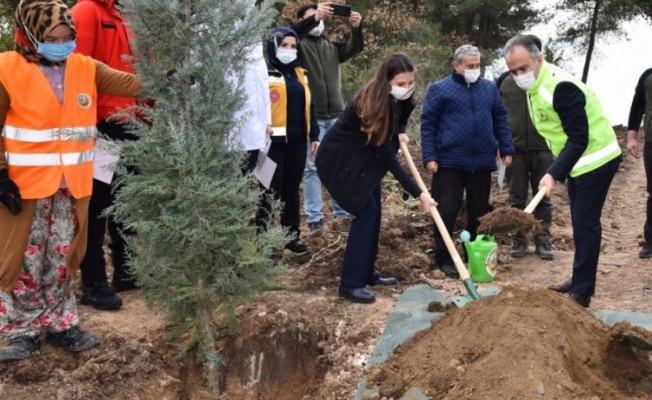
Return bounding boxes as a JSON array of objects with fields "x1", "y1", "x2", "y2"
[
  {"x1": 453, "y1": 44, "x2": 480, "y2": 63},
  {"x1": 504, "y1": 34, "x2": 541, "y2": 60}
]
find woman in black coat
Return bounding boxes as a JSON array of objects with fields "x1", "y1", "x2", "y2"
[{"x1": 316, "y1": 53, "x2": 435, "y2": 304}]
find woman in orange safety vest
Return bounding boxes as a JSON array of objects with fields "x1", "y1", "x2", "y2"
[{"x1": 0, "y1": 0, "x2": 142, "y2": 362}]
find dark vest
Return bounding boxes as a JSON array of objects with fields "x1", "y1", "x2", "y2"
[
  {"x1": 644, "y1": 73, "x2": 652, "y2": 140},
  {"x1": 498, "y1": 73, "x2": 549, "y2": 151}
]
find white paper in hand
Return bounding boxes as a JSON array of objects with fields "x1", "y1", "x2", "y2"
[
  {"x1": 498, "y1": 161, "x2": 506, "y2": 194},
  {"x1": 254, "y1": 139, "x2": 277, "y2": 190},
  {"x1": 93, "y1": 138, "x2": 120, "y2": 184}
]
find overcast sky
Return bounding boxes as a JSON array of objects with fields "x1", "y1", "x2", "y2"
[{"x1": 525, "y1": 2, "x2": 652, "y2": 126}]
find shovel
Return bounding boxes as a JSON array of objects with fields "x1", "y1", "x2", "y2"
[
  {"x1": 399, "y1": 142, "x2": 480, "y2": 301},
  {"x1": 477, "y1": 187, "x2": 548, "y2": 235}
]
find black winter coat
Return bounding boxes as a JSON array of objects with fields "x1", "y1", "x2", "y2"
[{"x1": 316, "y1": 98, "x2": 422, "y2": 216}]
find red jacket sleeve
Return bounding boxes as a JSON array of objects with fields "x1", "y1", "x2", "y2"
[{"x1": 71, "y1": 1, "x2": 99, "y2": 57}]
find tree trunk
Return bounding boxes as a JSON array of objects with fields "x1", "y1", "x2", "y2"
[
  {"x1": 582, "y1": 0, "x2": 601, "y2": 83},
  {"x1": 201, "y1": 305, "x2": 221, "y2": 398}
]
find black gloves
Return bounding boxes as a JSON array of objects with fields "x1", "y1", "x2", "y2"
[{"x1": 0, "y1": 168, "x2": 22, "y2": 215}]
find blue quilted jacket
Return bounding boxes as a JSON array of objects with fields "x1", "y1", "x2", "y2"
[{"x1": 421, "y1": 71, "x2": 515, "y2": 171}]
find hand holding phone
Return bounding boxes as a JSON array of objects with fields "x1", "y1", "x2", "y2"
[{"x1": 331, "y1": 4, "x2": 352, "y2": 17}]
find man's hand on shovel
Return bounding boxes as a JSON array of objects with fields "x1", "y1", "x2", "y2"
[{"x1": 539, "y1": 173, "x2": 556, "y2": 197}]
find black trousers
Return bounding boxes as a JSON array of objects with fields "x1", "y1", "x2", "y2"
[
  {"x1": 430, "y1": 168, "x2": 492, "y2": 266},
  {"x1": 643, "y1": 142, "x2": 652, "y2": 244},
  {"x1": 341, "y1": 186, "x2": 381, "y2": 288},
  {"x1": 255, "y1": 144, "x2": 307, "y2": 237},
  {"x1": 242, "y1": 149, "x2": 260, "y2": 176},
  {"x1": 80, "y1": 121, "x2": 135, "y2": 289},
  {"x1": 568, "y1": 156, "x2": 620, "y2": 297},
  {"x1": 506, "y1": 150, "x2": 554, "y2": 243}
]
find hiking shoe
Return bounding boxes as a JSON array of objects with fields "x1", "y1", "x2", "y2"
[
  {"x1": 510, "y1": 238, "x2": 527, "y2": 258},
  {"x1": 285, "y1": 239, "x2": 309, "y2": 254},
  {"x1": 535, "y1": 241, "x2": 554, "y2": 260},
  {"x1": 46, "y1": 326, "x2": 100, "y2": 353},
  {"x1": 0, "y1": 336, "x2": 41, "y2": 362},
  {"x1": 80, "y1": 281, "x2": 123, "y2": 311},
  {"x1": 639, "y1": 245, "x2": 652, "y2": 259},
  {"x1": 308, "y1": 220, "x2": 324, "y2": 234}
]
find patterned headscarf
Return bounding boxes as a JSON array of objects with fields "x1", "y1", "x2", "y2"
[{"x1": 14, "y1": 0, "x2": 76, "y2": 64}]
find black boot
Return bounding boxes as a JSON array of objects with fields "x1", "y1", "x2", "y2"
[
  {"x1": 46, "y1": 326, "x2": 100, "y2": 352},
  {"x1": 547, "y1": 279, "x2": 572, "y2": 294},
  {"x1": 0, "y1": 336, "x2": 41, "y2": 362},
  {"x1": 80, "y1": 281, "x2": 123, "y2": 310},
  {"x1": 510, "y1": 237, "x2": 528, "y2": 258}
]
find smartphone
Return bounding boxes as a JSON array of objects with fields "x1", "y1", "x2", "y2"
[{"x1": 331, "y1": 4, "x2": 352, "y2": 17}]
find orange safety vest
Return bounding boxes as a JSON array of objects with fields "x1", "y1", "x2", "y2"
[{"x1": 0, "y1": 52, "x2": 98, "y2": 199}]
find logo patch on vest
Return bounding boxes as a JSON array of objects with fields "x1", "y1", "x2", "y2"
[
  {"x1": 77, "y1": 93, "x2": 92, "y2": 109},
  {"x1": 270, "y1": 89, "x2": 280, "y2": 103}
]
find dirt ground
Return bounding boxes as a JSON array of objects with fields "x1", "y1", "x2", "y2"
[{"x1": 2, "y1": 128, "x2": 652, "y2": 399}]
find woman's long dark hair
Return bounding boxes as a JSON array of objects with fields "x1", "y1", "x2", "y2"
[{"x1": 355, "y1": 53, "x2": 415, "y2": 145}]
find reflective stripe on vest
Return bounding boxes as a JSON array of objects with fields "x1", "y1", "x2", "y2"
[
  {"x1": 5, "y1": 150, "x2": 94, "y2": 166},
  {"x1": 0, "y1": 52, "x2": 98, "y2": 199},
  {"x1": 3, "y1": 126, "x2": 97, "y2": 142},
  {"x1": 572, "y1": 139, "x2": 619, "y2": 172}
]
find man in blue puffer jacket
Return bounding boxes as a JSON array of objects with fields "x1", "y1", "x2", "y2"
[{"x1": 421, "y1": 44, "x2": 515, "y2": 279}]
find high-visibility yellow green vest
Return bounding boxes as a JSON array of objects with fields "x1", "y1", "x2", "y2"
[{"x1": 526, "y1": 62, "x2": 621, "y2": 178}]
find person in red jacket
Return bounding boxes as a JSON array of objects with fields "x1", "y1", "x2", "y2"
[{"x1": 71, "y1": 0, "x2": 139, "y2": 310}]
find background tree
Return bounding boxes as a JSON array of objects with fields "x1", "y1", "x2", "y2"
[
  {"x1": 423, "y1": 0, "x2": 540, "y2": 65},
  {"x1": 557, "y1": 0, "x2": 652, "y2": 82},
  {"x1": 115, "y1": 0, "x2": 285, "y2": 396}
]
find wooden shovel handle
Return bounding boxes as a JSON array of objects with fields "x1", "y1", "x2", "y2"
[
  {"x1": 524, "y1": 187, "x2": 548, "y2": 214},
  {"x1": 399, "y1": 142, "x2": 471, "y2": 281}
]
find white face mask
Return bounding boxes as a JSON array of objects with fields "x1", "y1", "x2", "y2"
[
  {"x1": 276, "y1": 49, "x2": 297, "y2": 65},
  {"x1": 390, "y1": 84, "x2": 415, "y2": 100},
  {"x1": 309, "y1": 20, "x2": 324, "y2": 37},
  {"x1": 513, "y1": 70, "x2": 536, "y2": 90},
  {"x1": 464, "y1": 68, "x2": 481, "y2": 83}
]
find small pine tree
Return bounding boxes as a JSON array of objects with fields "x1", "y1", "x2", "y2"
[{"x1": 113, "y1": 0, "x2": 285, "y2": 395}]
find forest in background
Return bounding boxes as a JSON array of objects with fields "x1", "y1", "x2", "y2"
[{"x1": 1, "y1": 0, "x2": 650, "y2": 94}]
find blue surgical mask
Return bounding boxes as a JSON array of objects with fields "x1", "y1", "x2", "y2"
[{"x1": 37, "y1": 41, "x2": 76, "y2": 62}]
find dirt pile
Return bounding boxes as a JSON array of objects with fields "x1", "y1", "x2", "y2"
[{"x1": 367, "y1": 288, "x2": 652, "y2": 400}]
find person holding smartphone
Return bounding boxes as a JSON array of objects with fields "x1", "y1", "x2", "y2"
[
  {"x1": 292, "y1": 2, "x2": 364, "y2": 234},
  {"x1": 316, "y1": 53, "x2": 436, "y2": 304}
]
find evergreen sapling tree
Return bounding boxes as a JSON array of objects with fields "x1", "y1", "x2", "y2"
[{"x1": 112, "y1": 0, "x2": 285, "y2": 395}]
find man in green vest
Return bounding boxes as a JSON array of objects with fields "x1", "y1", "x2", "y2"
[
  {"x1": 497, "y1": 35, "x2": 554, "y2": 261},
  {"x1": 625, "y1": 68, "x2": 652, "y2": 258},
  {"x1": 504, "y1": 34, "x2": 622, "y2": 308}
]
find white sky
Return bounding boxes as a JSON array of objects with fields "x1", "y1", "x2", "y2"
[{"x1": 525, "y1": 1, "x2": 652, "y2": 126}]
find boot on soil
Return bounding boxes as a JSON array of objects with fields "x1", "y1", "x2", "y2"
[
  {"x1": 568, "y1": 292, "x2": 591, "y2": 308},
  {"x1": 639, "y1": 243, "x2": 652, "y2": 259},
  {"x1": 80, "y1": 281, "x2": 123, "y2": 311},
  {"x1": 510, "y1": 238, "x2": 528, "y2": 258},
  {"x1": 535, "y1": 239, "x2": 554, "y2": 260},
  {"x1": 46, "y1": 326, "x2": 100, "y2": 352},
  {"x1": 0, "y1": 335, "x2": 41, "y2": 362},
  {"x1": 547, "y1": 279, "x2": 572, "y2": 294},
  {"x1": 285, "y1": 238, "x2": 309, "y2": 255}
]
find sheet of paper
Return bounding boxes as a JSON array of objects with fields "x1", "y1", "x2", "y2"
[
  {"x1": 498, "y1": 162, "x2": 506, "y2": 194},
  {"x1": 254, "y1": 156, "x2": 276, "y2": 190},
  {"x1": 93, "y1": 138, "x2": 120, "y2": 184},
  {"x1": 271, "y1": 126, "x2": 286, "y2": 137}
]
